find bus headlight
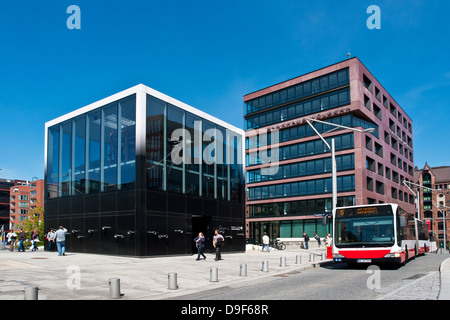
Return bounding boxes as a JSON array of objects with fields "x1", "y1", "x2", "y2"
[
  {"x1": 333, "y1": 253, "x2": 345, "y2": 258},
  {"x1": 384, "y1": 252, "x2": 401, "y2": 258}
]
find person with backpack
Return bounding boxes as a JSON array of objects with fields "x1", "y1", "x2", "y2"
[{"x1": 213, "y1": 229, "x2": 224, "y2": 261}]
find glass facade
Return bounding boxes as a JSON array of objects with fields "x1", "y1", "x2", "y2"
[
  {"x1": 245, "y1": 114, "x2": 377, "y2": 151},
  {"x1": 247, "y1": 196, "x2": 355, "y2": 243},
  {"x1": 247, "y1": 175, "x2": 355, "y2": 201},
  {"x1": 46, "y1": 94, "x2": 136, "y2": 198},
  {"x1": 246, "y1": 154, "x2": 354, "y2": 183},
  {"x1": 245, "y1": 68, "x2": 349, "y2": 116},
  {"x1": 246, "y1": 133, "x2": 354, "y2": 167},
  {"x1": 46, "y1": 93, "x2": 244, "y2": 202},
  {"x1": 145, "y1": 94, "x2": 243, "y2": 202},
  {"x1": 245, "y1": 88, "x2": 350, "y2": 130},
  {"x1": 45, "y1": 85, "x2": 246, "y2": 257}
]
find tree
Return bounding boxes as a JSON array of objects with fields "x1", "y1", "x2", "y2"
[{"x1": 18, "y1": 205, "x2": 44, "y2": 240}]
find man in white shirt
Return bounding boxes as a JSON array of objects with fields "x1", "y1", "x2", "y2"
[{"x1": 262, "y1": 233, "x2": 270, "y2": 252}]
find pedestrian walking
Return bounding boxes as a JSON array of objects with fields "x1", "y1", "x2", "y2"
[
  {"x1": 314, "y1": 233, "x2": 321, "y2": 247},
  {"x1": 213, "y1": 229, "x2": 224, "y2": 261},
  {"x1": 31, "y1": 230, "x2": 40, "y2": 251},
  {"x1": 18, "y1": 228, "x2": 26, "y2": 252},
  {"x1": 55, "y1": 226, "x2": 68, "y2": 256},
  {"x1": 262, "y1": 233, "x2": 270, "y2": 252},
  {"x1": 7, "y1": 230, "x2": 17, "y2": 251},
  {"x1": 303, "y1": 233, "x2": 310, "y2": 250},
  {"x1": 47, "y1": 229, "x2": 56, "y2": 252},
  {"x1": 194, "y1": 232, "x2": 207, "y2": 260},
  {"x1": 325, "y1": 233, "x2": 332, "y2": 247}
]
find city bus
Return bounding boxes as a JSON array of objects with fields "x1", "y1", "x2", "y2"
[{"x1": 332, "y1": 203, "x2": 430, "y2": 265}]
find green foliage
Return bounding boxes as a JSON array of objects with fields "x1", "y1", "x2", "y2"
[{"x1": 17, "y1": 205, "x2": 44, "y2": 240}]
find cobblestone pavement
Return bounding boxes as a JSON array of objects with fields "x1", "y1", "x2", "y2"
[{"x1": 378, "y1": 271, "x2": 441, "y2": 300}]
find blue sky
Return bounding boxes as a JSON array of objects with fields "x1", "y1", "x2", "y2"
[{"x1": 0, "y1": 0, "x2": 449, "y2": 181}]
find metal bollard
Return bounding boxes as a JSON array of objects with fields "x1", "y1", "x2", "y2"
[
  {"x1": 309, "y1": 253, "x2": 315, "y2": 262},
  {"x1": 109, "y1": 278, "x2": 121, "y2": 299},
  {"x1": 168, "y1": 272, "x2": 178, "y2": 290},
  {"x1": 321, "y1": 252, "x2": 326, "y2": 260},
  {"x1": 24, "y1": 286, "x2": 38, "y2": 300},
  {"x1": 240, "y1": 264, "x2": 247, "y2": 277},
  {"x1": 280, "y1": 256, "x2": 286, "y2": 267},
  {"x1": 210, "y1": 267, "x2": 218, "y2": 282},
  {"x1": 262, "y1": 260, "x2": 269, "y2": 272},
  {"x1": 296, "y1": 254, "x2": 302, "y2": 264}
]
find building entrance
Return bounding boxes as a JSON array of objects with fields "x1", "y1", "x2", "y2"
[{"x1": 192, "y1": 216, "x2": 212, "y2": 254}]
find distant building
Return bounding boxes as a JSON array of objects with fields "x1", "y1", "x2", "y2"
[
  {"x1": 244, "y1": 57, "x2": 416, "y2": 244},
  {"x1": 0, "y1": 179, "x2": 16, "y2": 229},
  {"x1": 9, "y1": 179, "x2": 44, "y2": 230},
  {"x1": 414, "y1": 163, "x2": 450, "y2": 243}
]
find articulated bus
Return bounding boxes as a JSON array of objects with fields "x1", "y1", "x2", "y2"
[{"x1": 332, "y1": 203, "x2": 430, "y2": 265}]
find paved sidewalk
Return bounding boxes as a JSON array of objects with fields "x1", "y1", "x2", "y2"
[
  {"x1": 1, "y1": 248, "x2": 448, "y2": 300},
  {"x1": 0, "y1": 247, "x2": 330, "y2": 300}
]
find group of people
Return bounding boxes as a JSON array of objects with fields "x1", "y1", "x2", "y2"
[
  {"x1": 46, "y1": 226, "x2": 68, "y2": 256},
  {"x1": 193, "y1": 229, "x2": 224, "y2": 261},
  {"x1": 262, "y1": 232, "x2": 333, "y2": 251},
  {"x1": 303, "y1": 232, "x2": 333, "y2": 249},
  {"x1": 5, "y1": 229, "x2": 41, "y2": 252},
  {"x1": 3, "y1": 226, "x2": 68, "y2": 256}
]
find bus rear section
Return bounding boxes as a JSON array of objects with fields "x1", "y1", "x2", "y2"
[{"x1": 332, "y1": 204, "x2": 429, "y2": 265}]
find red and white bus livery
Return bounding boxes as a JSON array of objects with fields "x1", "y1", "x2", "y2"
[{"x1": 332, "y1": 203, "x2": 430, "y2": 265}]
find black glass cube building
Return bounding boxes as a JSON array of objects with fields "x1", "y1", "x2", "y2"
[{"x1": 44, "y1": 84, "x2": 245, "y2": 256}]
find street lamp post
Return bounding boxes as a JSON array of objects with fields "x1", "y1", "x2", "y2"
[
  {"x1": 306, "y1": 118, "x2": 375, "y2": 213},
  {"x1": 402, "y1": 180, "x2": 441, "y2": 220},
  {"x1": 433, "y1": 203, "x2": 448, "y2": 253}
]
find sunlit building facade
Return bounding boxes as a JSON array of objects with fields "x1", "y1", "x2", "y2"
[
  {"x1": 244, "y1": 58, "x2": 416, "y2": 244},
  {"x1": 45, "y1": 84, "x2": 245, "y2": 256}
]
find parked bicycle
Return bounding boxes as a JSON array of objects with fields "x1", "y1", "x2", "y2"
[{"x1": 272, "y1": 239, "x2": 286, "y2": 251}]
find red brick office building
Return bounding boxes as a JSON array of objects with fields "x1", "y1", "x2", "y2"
[
  {"x1": 244, "y1": 57, "x2": 415, "y2": 243},
  {"x1": 9, "y1": 179, "x2": 44, "y2": 229},
  {"x1": 414, "y1": 163, "x2": 450, "y2": 244}
]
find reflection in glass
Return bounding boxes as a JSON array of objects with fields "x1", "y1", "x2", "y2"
[
  {"x1": 87, "y1": 109, "x2": 101, "y2": 193},
  {"x1": 74, "y1": 116, "x2": 86, "y2": 195},
  {"x1": 47, "y1": 125, "x2": 59, "y2": 198},
  {"x1": 120, "y1": 96, "x2": 136, "y2": 190},
  {"x1": 146, "y1": 95, "x2": 165, "y2": 190},
  {"x1": 103, "y1": 103, "x2": 118, "y2": 191},
  {"x1": 61, "y1": 121, "x2": 72, "y2": 196}
]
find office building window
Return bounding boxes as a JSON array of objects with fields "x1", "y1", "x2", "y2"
[
  {"x1": 87, "y1": 109, "x2": 101, "y2": 193},
  {"x1": 73, "y1": 115, "x2": 86, "y2": 195},
  {"x1": 119, "y1": 96, "x2": 136, "y2": 190},
  {"x1": 146, "y1": 95, "x2": 166, "y2": 191},
  {"x1": 61, "y1": 121, "x2": 72, "y2": 196}
]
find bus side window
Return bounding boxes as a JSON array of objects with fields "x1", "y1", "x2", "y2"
[{"x1": 399, "y1": 216, "x2": 406, "y2": 227}]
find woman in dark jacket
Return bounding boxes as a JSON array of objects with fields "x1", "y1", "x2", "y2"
[
  {"x1": 31, "y1": 230, "x2": 39, "y2": 251},
  {"x1": 194, "y1": 232, "x2": 207, "y2": 261}
]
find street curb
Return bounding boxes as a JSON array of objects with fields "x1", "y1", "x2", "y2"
[{"x1": 438, "y1": 257, "x2": 450, "y2": 300}]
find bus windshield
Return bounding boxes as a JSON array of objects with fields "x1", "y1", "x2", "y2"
[{"x1": 335, "y1": 215, "x2": 395, "y2": 247}]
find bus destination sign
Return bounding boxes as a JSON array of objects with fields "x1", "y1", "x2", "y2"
[{"x1": 336, "y1": 205, "x2": 393, "y2": 218}]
